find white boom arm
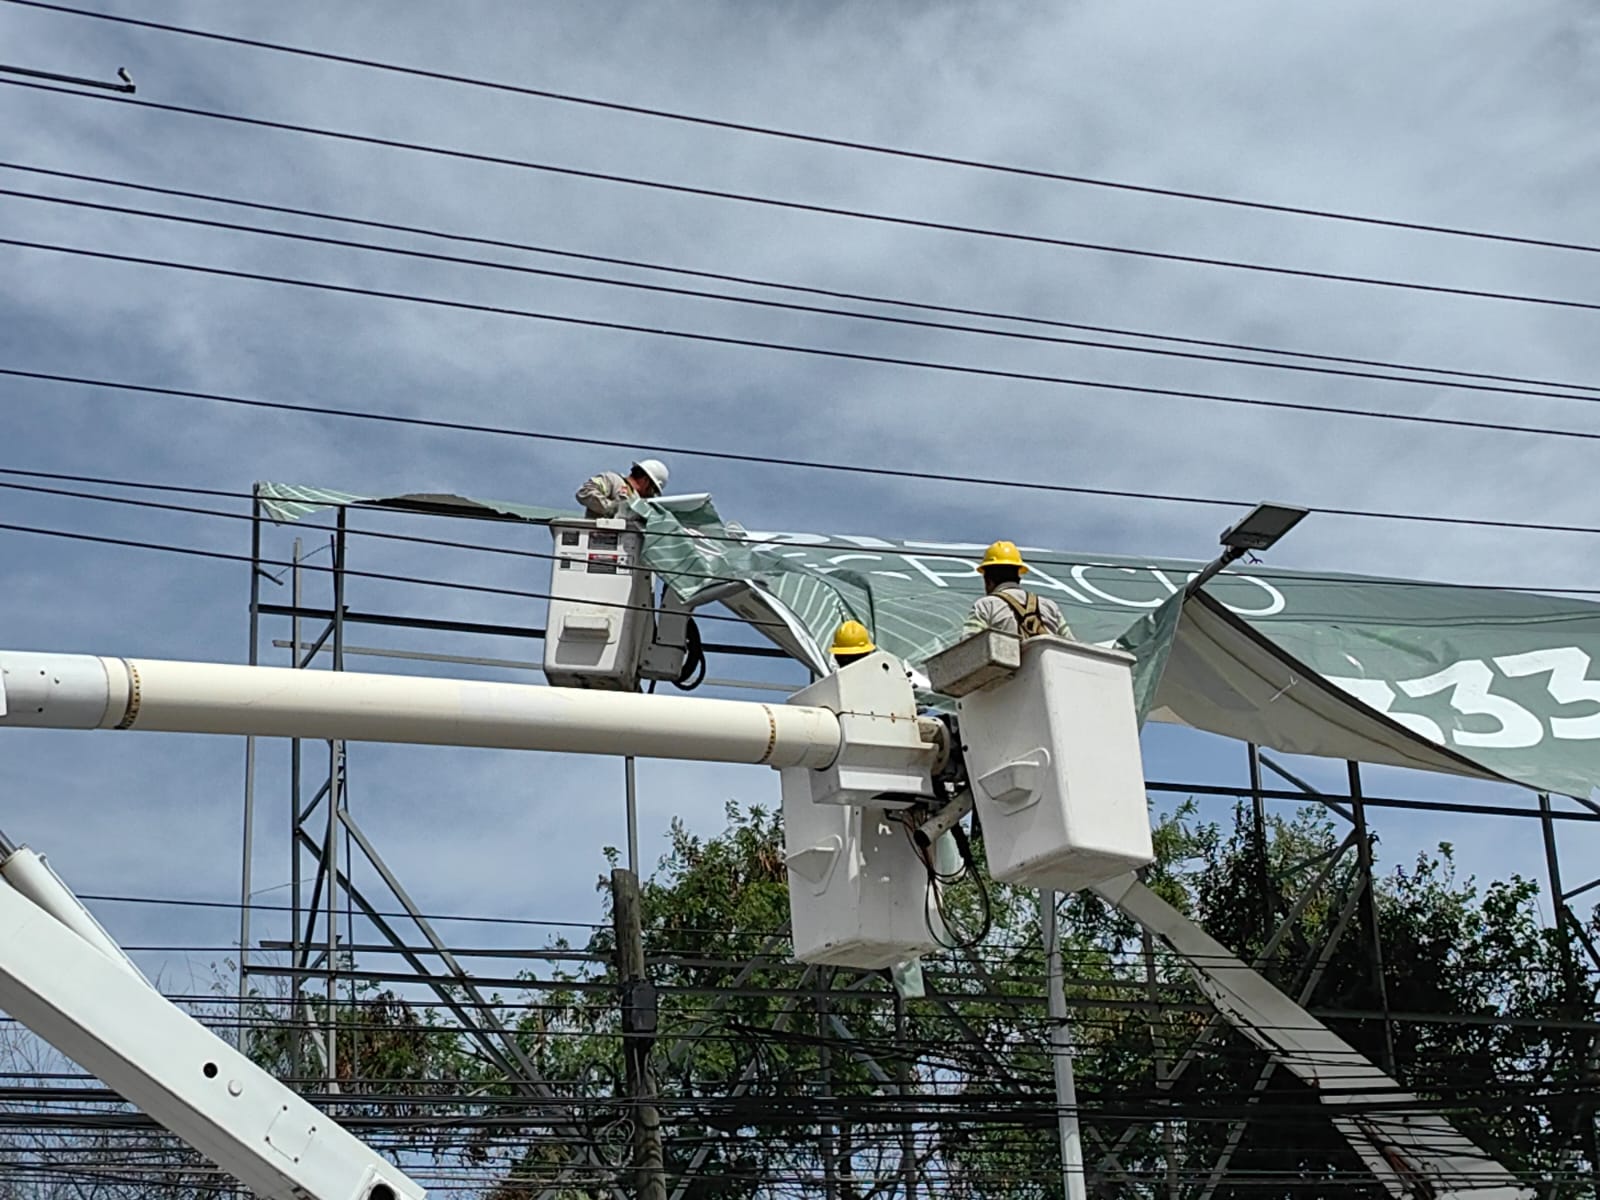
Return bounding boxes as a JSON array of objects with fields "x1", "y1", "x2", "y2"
[
  {"x1": 0, "y1": 651, "x2": 841, "y2": 766},
  {"x1": 0, "y1": 839, "x2": 423, "y2": 1200},
  {"x1": 1094, "y1": 874, "x2": 1534, "y2": 1200},
  {"x1": 0, "y1": 648, "x2": 859, "y2": 1198},
  {"x1": 0, "y1": 642, "x2": 1533, "y2": 1199}
]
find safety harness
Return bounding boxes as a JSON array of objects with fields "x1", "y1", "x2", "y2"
[{"x1": 994, "y1": 589, "x2": 1049, "y2": 640}]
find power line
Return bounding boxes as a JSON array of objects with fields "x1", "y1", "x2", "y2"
[
  {"x1": 7, "y1": 171, "x2": 1595, "y2": 402},
  {"x1": 0, "y1": 907, "x2": 1567, "y2": 1165},
  {"x1": 0, "y1": 876, "x2": 1568, "y2": 1145},
  {"x1": 0, "y1": 513, "x2": 783, "y2": 630},
  {"x1": 6, "y1": 76, "x2": 1600, "y2": 315},
  {"x1": 19, "y1": 467, "x2": 1600, "y2": 599},
  {"x1": 14, "y1": 369, "x2": 1600, "y2": 546},
  {"x1": 73, "y1": 884, "x2": 1594, "y2": 968},
  {"x1": 0, "y1": 60, "x2": 133, "y2": 93},
  {"x1": 0, "y1": 1077, "x2": 1586, "y2": 1122},
  {"x1": 89, "y1": 945, "x2": 1591, "y2": 989},
  {"x1": 0, "y1": 473, "x2": 836, "y2": 599},
  {"x1": 9, "y1": 239, "x2": 1600, "y2": 447},
  {"x1": 7, "y1": 0, "x2": 1596, "y2": 259},
  {"x1": 9, "y1": 179, "x2": 1600, "y2": 411},
  {"x1": 79, "y1": 890, "x2": 605, "y2": 931},
  {"x1": 5, "y1": 1049, "x2": 1572, "y2": 1105},
  {"x1": 1143, "y1": 779, "x2": 1600, "y2": 825},
  {"x1": 10, "y1": 163, "x2": 1600, "y2": 401}
]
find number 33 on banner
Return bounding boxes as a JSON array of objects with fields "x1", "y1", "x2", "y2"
[{"x1": 1328, "y1": 646, "x2": 1600, "y2": 751}]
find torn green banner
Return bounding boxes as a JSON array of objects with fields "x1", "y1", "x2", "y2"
[
  {"x1": 635, "y1": 500, "x2": 1600, "y2": 796},
  {"x1": 1115, "y1": 592, "x2": 1186, "y2": 728},
  {"x1": 258, "y1": 482, "x2": 1600, "y2": 798}
]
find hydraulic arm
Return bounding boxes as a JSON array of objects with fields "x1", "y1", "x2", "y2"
[
  {"x1": 0, "y1": 635, "x2": 1529, "y2": 1199},
  {"x1": 0, "y1": 831, "x2": 423, "y2": 1200}
]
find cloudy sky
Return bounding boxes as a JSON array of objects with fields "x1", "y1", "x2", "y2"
[{"x1": 3, "y1": 0, "x2": 1600, "y2": 1003}]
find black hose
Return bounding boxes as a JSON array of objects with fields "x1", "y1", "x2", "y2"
[
  {"x1": 922, "y1": 817, "x2": 993, "y2": 950},
  {"x1": 674, "y1": 616, "x2": 707, "y2": 690}
]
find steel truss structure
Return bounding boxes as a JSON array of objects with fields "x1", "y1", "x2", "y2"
[{"x1": 213, "y1": 489, "x2": 1600, "y2": 1199}]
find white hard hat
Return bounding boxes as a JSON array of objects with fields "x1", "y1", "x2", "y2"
[{"x1": 633, "y1": 458, "x2": 669, "y2": 493}]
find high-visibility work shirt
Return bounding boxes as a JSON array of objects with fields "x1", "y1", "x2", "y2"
[
  {"x1": 576, "y1": 470, "x2": 639, "y2": 518},
  {"x1": 961, "y1": 584, "x2": 1069, "y2": 640}
]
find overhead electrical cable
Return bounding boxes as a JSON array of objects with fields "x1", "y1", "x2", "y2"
[
  {"x1": 7, "y1": 181, "x2": 1600, "y2": 408},
  {"x1": 6, "y1": 491, "x2": 1598, "y2": 825},
  {"x1": 12, "y1": 369, "x2": 1600, "y2": 543},
  {"x1": 78, "y1": 891, "x2": 605, "y2": 931},
  {"x1": 0, "y1": 515, "x2": 785, "y2": 630},
  {"x1": 80, "y1": 885, "x2": 1584, "y2": 973},
  {"x1": 0, "y1": 1071, "x2": 1585, "y2": 1116},
  {"x1": 8, "y1": 163, "x2": 1595, "y2": 398},
  {"x1": 0, "y1": 473, "x2": 1070, "y2": 612},
  {"x1": 6, "y1": 0, "x2": 1597, "y2": 258},
  {"x1": 28, "y1": 469, "x2": 1600, "y2": 603},
  {"x1": 8, "y1": 242, "x2": 1600, "y2": 446},
  {"x1": 0, "y1": 1013, "x2": 1586, "y2": 1148},
  {"x1": 72, "y1": 891, "x2": 1411, "y2": 975},
  {"x1": 5, "y1": 77, "x2": 1600, "y2": 314},
  {"x1": 1, "y1": 1042, "x2": 1564, "y2": 1099}
]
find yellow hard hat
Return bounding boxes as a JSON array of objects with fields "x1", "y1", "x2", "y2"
[
  {"x1": 977, "y1": 540, "x2": 1030, "y2": 574},
  {"x1": 830, "y1": 620, "x2": 876, "y2": 659}
]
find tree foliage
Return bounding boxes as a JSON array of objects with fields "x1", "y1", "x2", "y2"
[
  {"x1": 9, "y1": 794, "x2": 1592, "y2": 1199},
  {"x1": 508, "y1": 796, "x2": 1595, "y2": 1200}
]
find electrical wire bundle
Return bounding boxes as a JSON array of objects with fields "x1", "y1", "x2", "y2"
[{"x1": 897, "y1": 807, "x2": 992, "y2": 951}]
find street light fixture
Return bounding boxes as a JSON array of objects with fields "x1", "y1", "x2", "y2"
[{"x1": 1186, "y1": 502, "x2": 1310, "y2": 596}]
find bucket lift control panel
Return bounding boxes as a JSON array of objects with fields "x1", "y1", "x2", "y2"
[
  {"x1": 543, "y1": 518, "x2": 655, "y2": 690},
  {"x1": 543, "y1": 517, "x2": 709, "y2": 692}
]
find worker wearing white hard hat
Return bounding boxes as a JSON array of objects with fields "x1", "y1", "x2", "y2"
[{"x1": 576, "y1": 458, "x2": 670, "y2": 518}]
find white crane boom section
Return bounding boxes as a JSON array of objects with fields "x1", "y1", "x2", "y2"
[
  {"x1": 0, "y1": 651, "x2": 842, "y2": 768},
  {"x1": 1094, "y1": 873, "x2": 1533, "y2": 1200},
  {"x1": 0, "y1": 847, "x2": 423, "y2": 1200},
  {"x1": 0, "y1": 638, "x2": 1534, "y2": 1198}
]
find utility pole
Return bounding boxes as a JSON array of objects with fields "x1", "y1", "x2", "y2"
[
  {"x1": 1347, "y1": 762, "x2": 1397, "y2": 1076},
  {"x1": 1247, "y1": 743, "x2": 1273, "y2": 952},
  {"x1": 1042, "y1": 890, "x2": 1087, "y2": 1200},
  {"x1": 612, "y1": 868, "x2": 667, "y2": 1200},
  {"x1": 893, "y1": 992, "x2": 917, "y2": 1200},
  {"x1": 1539, "y1": 793, "x2": 1600, "y2": 1196}
]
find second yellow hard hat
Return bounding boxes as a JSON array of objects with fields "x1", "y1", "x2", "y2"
[
  {"x1": 830, "y1": 619, "x2": 876, "y2": 658},
  {"x1": 977, "y1": 540, "x2": 1030, "y2": 574}
]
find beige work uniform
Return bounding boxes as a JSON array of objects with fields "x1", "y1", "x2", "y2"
[
  {"x1": 961, "y1": 584, "x2": 1070, "y2": 640},
  {"x1": 576, "y1": 471, "x2": 640, "y2": 518}
]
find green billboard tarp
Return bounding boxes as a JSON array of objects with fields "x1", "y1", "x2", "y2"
[{"x1": 258, "y1": 483, "x2": 1600, "y2": 798}]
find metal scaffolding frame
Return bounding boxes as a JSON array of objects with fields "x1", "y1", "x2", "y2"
[
  {"x1": 230, "y1": 492, "x2": 1600, "y2": 1199},
  {"x1": 235, "y1": 493, "x2": 657, "y2": 1199}
]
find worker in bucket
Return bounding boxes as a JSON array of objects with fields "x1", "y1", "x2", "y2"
[
  {"x1": 576, "y1": 458, "x2": 670, "y2": 517},
  {"x1": 829, "y1": 620, "x2": 876, "y2": 668},
  {"x1": 962, "y1": 541, "x2": 1070, "y2": 640},
  {"x1": 831, "y1": 619, "x2": 934, "y2": 692}
]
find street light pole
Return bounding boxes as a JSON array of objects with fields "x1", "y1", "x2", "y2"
[{"x1": 1186, "y1": 502, "x2": 1310, "y2": 596}]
